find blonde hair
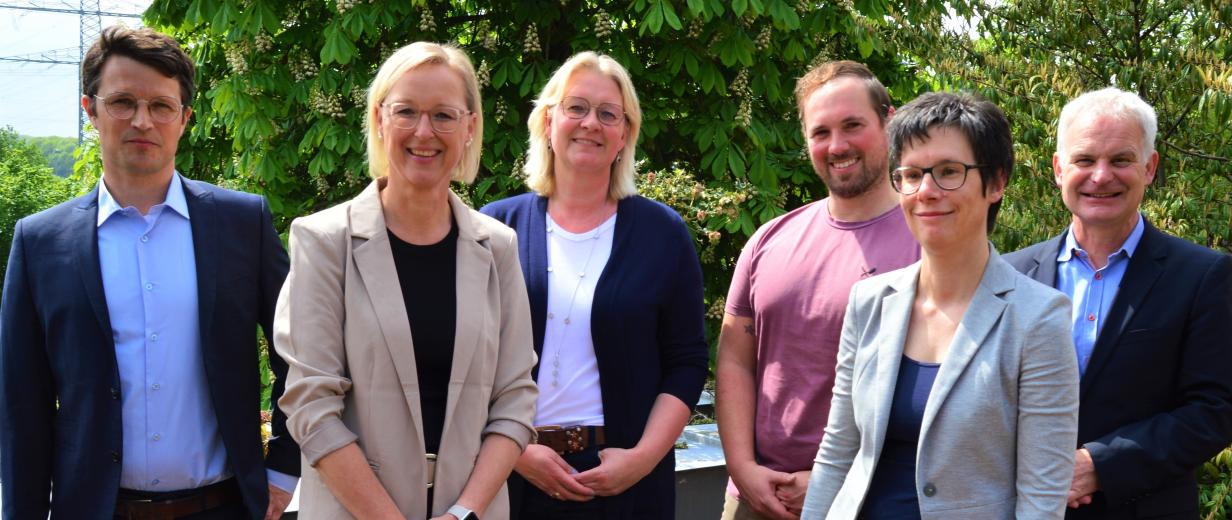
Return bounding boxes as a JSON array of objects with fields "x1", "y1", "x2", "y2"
[
  {"x1": 525, "y1": 51, "x2": 642, "y2": 199},
  {"x1": 364, "y1": 42, "x2": 483, "y2": 183}
]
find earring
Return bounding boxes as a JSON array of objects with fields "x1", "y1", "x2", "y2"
[
  {"x1": 547, "y1": 140, "x2": 552, "y2": 151},
  {"x1": 378, "y1": 131, "x2": 383, "y2": 140}
]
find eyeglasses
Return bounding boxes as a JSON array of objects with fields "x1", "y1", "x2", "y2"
[
  {"x1": 890, "y1": 161, "x2": 986, "y2": 194},
  {"x1": 382, "y1": 103, "x2": 470, "y2": 133},
  {"x1": 94, "y1": 94, "x2": 185, "y2": 124},
  {"x1": 557, "y1": 96, "x2": 625, "y2": 126}
]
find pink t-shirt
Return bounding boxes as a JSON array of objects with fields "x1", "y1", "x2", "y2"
[{"x1": 725, "y1": 199, "x2": 918, "y2": 496}]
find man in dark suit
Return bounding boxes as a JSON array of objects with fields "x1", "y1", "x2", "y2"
[
  {"x1": 1005, "y1": 87, "x2": 1232, "y2": 519},
  {"x1": 0, "y1": 26, "x2": 299, "y2": 519}
]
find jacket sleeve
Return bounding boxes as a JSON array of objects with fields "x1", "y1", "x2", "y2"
[
  {"x1": 655, "y1": 218, "x2": 709, "y2": 409},
  {"x1": 258, "y1": 197, "x2": 300, "y2": 477},
  {"x1": 1014, "y1": 292, "x2": 1080, "y2": 518},
  {"x1": 481, "y1": 229, "x2": 538, "y2": 448},
  {"x1": 273, "y1": 218, "x2": 358, "y2": 466},
  {"x1": 0, "y1": 218, "x2": 54, "y2": 518},
  {"x1": 801, "y1": 286, "x2": 864, "y2": 519},
  {"x1": 1086, "y1": 253, "x2": 1232, "y2": 505}
]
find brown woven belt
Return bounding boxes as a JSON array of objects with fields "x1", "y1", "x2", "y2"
[
  {"x1": 535, "y1": 425, "x2": 606, "y2": 455},
  {"x1": 113, "y1": 477, "x2": 243, "y2": 520}
]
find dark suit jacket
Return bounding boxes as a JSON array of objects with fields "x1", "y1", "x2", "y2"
[
  {"x1": 1004, "y1": 220, "x2": 1232, "y2": 520},
  {"x1": 0, "y1": 179, "x2": 300, "y2": 520},
  {"x1": 481, "y1": 193, "x2": 709, "y2": 520}
]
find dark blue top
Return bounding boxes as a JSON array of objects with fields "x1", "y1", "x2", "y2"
[
  {"x1": 860, "y1": 355, "x2": 940, "y2": 520},
  {"x1": 480, "y1": 193, "x2": 709, "y2": 520}
]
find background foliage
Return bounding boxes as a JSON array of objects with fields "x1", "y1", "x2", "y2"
[
  {"x1": 22, "y1": 135, "x2": 78, "y2": 178},
  {"x1": 24, "y1": 1, "x2": 1232, "y2": 516},
  {"x1": 0, "y1": 127, "x2": 73, "y2": 286}
]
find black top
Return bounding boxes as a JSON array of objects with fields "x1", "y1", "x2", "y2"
[
  {"x1": 388, "y1": 220, "x2": 458, "y2": 454},
  {"x1": 861, "y1": 355, "x2": 940, "y2": 520}
]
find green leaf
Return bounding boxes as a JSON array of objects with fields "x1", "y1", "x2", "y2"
[
  {"x1": 686, "y1": 0, "x2": 706, "y2": 17},
  {"x1": 643, "y1": 1, "x2": 665, "y2": 34},
  {"x1": 663, "y1": 1, "x2": 683, "y2": 30},
  {"x1": 492, "y1": 59, "x2": 509, "y2": 88},
  {"x1": 732, "y1": 0, "x2": 747, "y2": 17},
  {"x1": 727, "y1": 147, "x2": 746, "y2": 178},
  {"x1": 684, "y1": 52, "x2": 700, "y2": 78}
]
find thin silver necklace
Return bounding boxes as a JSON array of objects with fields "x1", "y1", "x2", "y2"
[{"x1": 545, "y1": 215, "x2": 606, "y2": 388}]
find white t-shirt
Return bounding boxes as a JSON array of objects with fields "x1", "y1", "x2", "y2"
[{"x1": 534, "y1": 212, "x2": 617, "y2": 427}]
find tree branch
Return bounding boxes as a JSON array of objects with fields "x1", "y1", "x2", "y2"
[{"x1": 1160, "y1": 139, "x2": 1232, "y2": 163}]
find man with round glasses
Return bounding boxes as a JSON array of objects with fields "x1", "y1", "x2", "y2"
[{"x1": 1, "y1": 26, "x2": 300, "y2": 519}]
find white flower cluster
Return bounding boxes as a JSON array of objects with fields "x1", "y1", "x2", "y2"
[
  {"x1": 313, "y1": 173, "x2": 330, "y2": 195},
  {"x1": 291, "y1": 52, "x2": 318, "y2": 81},
  {"x1": 796, "y1": 0, "x2": 810, "y2": 13},
  {"x1": 351, "y1": 86, "x2": 367, "y2": 107},
  {"x1": 225, "y1": 43, "x2": 249, "y2": 75},
  {"x1": 687, "y1": 18, "x2": 704, "y2": 39},
  {"x1": 254, "y1": 31, "x2": 273, "y2": 53},
  {"x1": 494, "y1": 99, "x2": 507, "y2": 123},
  {"x1": 481, "y1": 30, "x2": 498, "y2": 51},
  {"x1": 419, "y1": 8, "x2": 436, "y2": 32},
  {"x1": 335, "y1": 0, "x2": 355, "y2": 14},
  {"x1": 594, "y1": 9, "x2": 613, "y2": 39},
  {"x1": 523, "y1": 26, "x2": 541, "y2": 54},
  {"x1": 755, "y1": 26, "x2": 772, "y2": 51},
  {"x1": 511, "y1": 154, "x2": 527, "y2": 180},
  {"x1": 731, "y1": 69, "x2": 753, "y2": 127},
  {"x1": 310, "y1": 89, "x2": 345, "y2": 119},
  {"x1": 476, "y1": 60, "x2": 491, "y2": 87}
]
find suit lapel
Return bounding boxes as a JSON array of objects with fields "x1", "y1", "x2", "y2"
[
  {"x1": 349, "y1": 181, "x2": 425, "y2": 448},
  {"x1": 870, "y1": 264, "x2": 916, "y2": 455},
  {"x1": 442, "y1": 192, "x2": 491, "y2": 438},
  {"x1": 920, "y1": 249, "x2": 1012, "y2": 438},
  {"x1": 183, "y1": 179, "x2": 219, "y2": 351},
  {"x1": 1027, "y1": 234, "x2": 1064, "y2": 288},
  {"x1": 71, "y1": 188, "x2": 113, "y2": 341},
  {"x1": 1080, "y1": 223, "x2": 1165, "y2": 393},
  {"x1": 527, "y1": 196, "x2": 549, "y2": 357}
]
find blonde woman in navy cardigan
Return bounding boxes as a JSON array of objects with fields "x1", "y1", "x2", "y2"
[{"x1": 480, "y1": 51, "x2": 709, "y2": 520}]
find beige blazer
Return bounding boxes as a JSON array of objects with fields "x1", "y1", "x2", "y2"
[
  {"x1": 802, "y1": 248, "x2": 1079, "y2": 519},
  {"x1": 274, "y1": 179, "x2": 538, "y2": 519}
]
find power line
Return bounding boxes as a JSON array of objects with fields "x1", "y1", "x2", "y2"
[{"x1": 0, "y1": 2, "x2": 140, "y2": 17}]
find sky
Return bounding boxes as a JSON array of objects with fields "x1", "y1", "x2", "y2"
[{"x1": 0, "y1": 1, "x2": 151, "y2": 138}]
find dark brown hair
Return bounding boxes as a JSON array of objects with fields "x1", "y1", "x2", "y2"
[
  {"x1": 794, "y1": 60, "x2": 892, "y2": 124},
  {"x1": 81, "y1": 25, "x2": 196, "y2": 113}
]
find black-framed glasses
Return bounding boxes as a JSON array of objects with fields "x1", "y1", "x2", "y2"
[
  {"x1": 890, "y1": 161, "x2": 987, "y2": 194},
  {"x1": 557, "y1": 96, "x2": 625, "y2": 126},
  {"x1": 382, "y1": 103, "x2": 470, "y2": 133},
  {"x1": 94, "y1": 94, "x2": 185, "y2": 123}
]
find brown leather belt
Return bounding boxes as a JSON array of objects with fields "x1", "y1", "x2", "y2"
[
  {"x1": 113, "y1": 477, "x2": 243, "y2": 520},
  {"x1": 535, "y1": 425, "x2": 606, "y2": 455}
]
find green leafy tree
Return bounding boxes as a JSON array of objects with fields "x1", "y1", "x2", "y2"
[
  {"x1": 22, "y1": 135, "x2": 79, "y2": 178},
  {"x1": 0, "y1": 127, "x2": 74, "y2": 290},
  {"x1": 143, "y1": 0, "x2": 954, "y2": 348}
]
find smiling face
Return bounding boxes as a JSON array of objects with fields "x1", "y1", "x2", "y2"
[
  {"x1": 899, "y1": 126, "x2": 1004, "y2": 250},
  {"x1": 1054, "y1": 114, "x2": 1157, "y2": 236},
  {"x1": 547, "y1": 69, "x2": 627, "y2": 182},
  {"x1": 376, "y1": 63, "x2": 475, "y2": 195},
  {"x1": 802, "y1": 76, "x2": 890, "y2": 199},
  {"x1": 85, "y1": 55, "x2": 190, "y2": 182}
]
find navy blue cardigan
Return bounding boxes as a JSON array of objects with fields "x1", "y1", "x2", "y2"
[{"x1": 481, "y1": 193, "x2": 709, "y2": 519}]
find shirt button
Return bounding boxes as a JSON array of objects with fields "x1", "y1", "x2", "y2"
[
  {"x1": 140, "y1": 235, "x2": 149, "y2": 243},
  {"x1": 152, "y1": 433, "x2": 161, "y2": 441},
  {"x1": 110, "y1": 387, "x2": 120, "y2": 400},
  {"x1": 547, "y1": 312, "x2": 554, "y2": 320},
  {"x1": 144, "y1": 283, "x2": 153, "y2": 291},
  {"x1": 151, "y1": 383, "x2": 161, "y2": 391},
  {"x1": 923, "y1": 483, "x2": 937, "y2": 497},
  {"x1": 149, "y1": 333, "x2": 158, "y2": 342},
  {"x1": 1094, "y1": 272, "x2": 1102, "y2": 280},
  {"x1": 1087, "y1": 314, "x2": 1096, "y2": 322},
  {"x1": 110, "y1": 451, "x2": 121, "y2": 463},
  {"x1": 151, "y1": 478, "x2": 160, "y2": 486}
]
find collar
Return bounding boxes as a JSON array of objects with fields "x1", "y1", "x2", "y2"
[
  {"x1": 97, "y1": 172, "x2": 191, "y2": 227},
  {"x1": 1057, "y1": 213, "x2": 1145, "y2": 262}
]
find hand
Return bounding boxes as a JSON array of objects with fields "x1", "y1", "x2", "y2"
[
  {"x1": 574, "y1": 447, "x2": 656, "y2": 496},
  {"x1": 515, "y1": 444, "x2": 595, "y2": 502},
  {"x1": 1067, "y1": 448, "x2": 1100, "y2": 509},
  {"x1": 729, "y1": 462, "x2": 796, "y2": 520},
  {"x1": 265, "y1": 484, "x2": 293, "y2": 520},
  {"x1": 773, "y1": 470, "x2": 810, "y2": 517}
]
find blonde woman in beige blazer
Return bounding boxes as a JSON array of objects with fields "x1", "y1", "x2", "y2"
[
  {"x1": 274, "y1": 42, "x2": 537, "y2": 520},
  {"x1": 803, "y1": 93, "x2": 1078, "y2": 519}
]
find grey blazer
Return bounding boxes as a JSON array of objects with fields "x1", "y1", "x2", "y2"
[{"x1": 802, "y1": 248, "x2": 1080, "y2": 520}]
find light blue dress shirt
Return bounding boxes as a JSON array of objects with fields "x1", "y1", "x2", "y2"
[
  {"x1": 98, "y1": 174, "x2": 296, "y2": 494},
  {"x1": 1056, "y1": 215, "x2": 1145, "y2": 376}
]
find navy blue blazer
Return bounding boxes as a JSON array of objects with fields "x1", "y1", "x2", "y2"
[
  {"x1": 1004, "y1": 220, "x2": 1232, "y2": 520},
  {"x1": 0, "y1": 179, "x2": 300, "y2": 520},
  {"x1": 481, "y1": 193, "x2": 709, "y2": 520}
]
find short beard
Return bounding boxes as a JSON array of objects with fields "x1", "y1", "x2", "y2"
[{"x1": 821, "y1": 162, "x2": 883, "y2": 199}]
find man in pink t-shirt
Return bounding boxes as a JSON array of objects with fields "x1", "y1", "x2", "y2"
[{"x1": 716, "y1": 61, "x2": 921, "y2": 520}]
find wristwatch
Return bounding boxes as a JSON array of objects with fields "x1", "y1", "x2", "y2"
[{"x1": 446, "y1": 505, "x2": 479, "y2": 520}]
